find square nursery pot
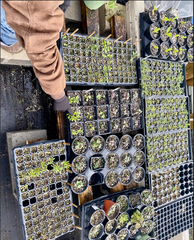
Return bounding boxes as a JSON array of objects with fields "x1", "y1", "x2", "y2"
[
  {"x1": 108, "y1": 89, "x2": 120, "y2": 104},
  {"x1": 84, "y1": 106, "x2": 97, "y2": 122},
  {"x1": 98, "y1": 120, "x2": 111, "y2": 135},
  {"x1": 110, "y1": 118, "x2": 122, "y2": 134},
  {"x1": 68, "y1": 106, "x2": 84, "y2": 123},
  {"x1": 132, "y1": 115, "x2": 143, "y2": 130},
  {"x1": 85, "y1": 121, "x2": 98, "y2": 137},
  {"x1": 67, "y1": 90, "x2": 82, "y2": 107},
  {"x1": 12, "y1": 140, "x2": 75, "y2": 240},
  {"x1": 96, "y1": 90, "x2": 109, "y2": 105},
  {"x1": 97, "y1": 105, "x2": 109, "y2": 120},
  {"x1": 109, "y1": 104, "x2": 121, "y2": 119},
  {"x1": 122, "y1": 117, "x2": 132, "y2": 132},
  {"x1": 82, "y1": 90, "x2": 96, "y2": 106},
  {"x1": 70, "y1": 122, "x2": 85, "y2": 139},
  {"x1": 121, "y1": 104, "x2": 130, "y2": 118},
  {"x1": 120, "y1": 89, "x2": 131, "y2": 104},
  {"x1": 90, "y1": 156, "x2": 105, "y2": 172}
]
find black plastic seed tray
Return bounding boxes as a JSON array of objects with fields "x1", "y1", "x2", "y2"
[
  {"x1": 12, "y1": 140, "x2": 75, "y2": 240},
  {"x1": 153, "y1": 195, "x2": 193, "y2": 240},
  {"x1": 70, "y1": 133, "x2": 146, "y2": 187},
  {"x1": 149, "y1": 162, "x2": 193, "y2": 209},
  {"x1": 80, "y1": 187, "x2": 154, "y2": 240},
  {"x1": 59, "y1": 32, "x2": 138, "y2": 86},
  {"x1": 140, "y1": 12, "x2": 191, "y2": 62}
]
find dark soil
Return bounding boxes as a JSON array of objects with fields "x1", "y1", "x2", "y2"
[
  {"x1": 110, "y1": 119, "x2": 121, "y2": 133},
  {"x1": 133, "y1": 134, "x2": 144, "y2": 149},
  {"x1": 187, "y1": 35, "x2": 193, "y2": 48},
  {"x1": 71, "y1": 122, "x2": 84, "y2": 138},
  {"x1": 72, "y1": 137, "x2": 88, "y2": 155},
  {"x1": 106, "y1": 233, "x2": 116, "y2": 240},
  {"x1": 72, "y1": 175, "x2": 87, "y2": 193},
  {"x1": 179, "y1": 47, "x2": 186, "y2": 60},
  {"x1": 106, "y1": 135, "x2": 118, "y2": 151},
  {"x1": 90, "y1": 136, "x2": 104, "y2": 153},
  {"x1": 116, "y1": 196, "x2": 128, "y2": 212},
  {"x1": 110, "y1": 104, "x2": 120, "y2": 119},
  {"x1": 120, "y1": 135, "x2": 131, "y2": 150},
  {"x1": 129, "y1": 193, "x2": 141, "y2": 207},
  {"x1": 121, "y1": 104, "x2": 130, "y2": 118},
  {"x1": 120, "y1": 89, "x2": 130, "y2": 103},
  {"x1": 89, "y1": 225, "x2": 102, "y2": 239},
  {"x1": 169, "y1": 15, "x2": 177, "y2": 29},
  {"x1": 186, "y1": 21, "x2": 193, "y2": 34},
  {"x1": 99, "y1": 120, "x2": 109, "y2": 134},
  {"x1": 170, "y1": 30, "x2": 178, "y2": 44},
  {"x1": 67, "y1": 91, "x2": 82, "y2": 107},
  {"x1": 120, "y1": 152, "x2": 132, "y2": 168},
  {"x1": 133, "y1": 116, "x2": 141, "y2": 129},
  {"x1": 131, "y1": 89, "x2": 140, "y2": 102},
  {"x1": 178, "y1": 33, "x2": 187, "y2": 46},
  {"x1": 150, "y1": 41, "x2": 160, "y2": 55},
  {"x1": 96, "y1": 90, "x2": 108, "y2": 105},
  {"x1": 170, "y1": 45, "x2": 179, "y2": 59},
  {"x1": 131, "y1": 102, "x2": 142, "y2": 116},
  {"x1": 129, "y1": 225, "x2": 139, "y2": 237},
  {"x1": 109, "y1": 90, "x2": 119, "y2": 104},
  {"x1": 82, "y1": 90, "x2": 95, "y2": 106},
  {"x1": 120, "y1": 169, "x2": 131, "y2": 185},
  {"x1": 178, "y1": 18, "x2": 186, "y2": 32},
  {"x1": 133, "y1": 167, "x2": 144, "y2": 182},
  {"x1": 90, "y1": 210, "x2": 105, "y2": 226},
  {"x1": 91, "y1": 157, "x2": 104, "y2": 170},
  {"x1": 188, "y1": 49, "x2": 193, "y2": 62},
  {"x1": 117, "y1": 228, "x2": 128, "y2": 240},
  {"x1": 105, "y1": 220, "x2": 116, "y2": 234},
  {"x1": 148, "y1": 8, "x2": 159, "y2": 22},
  {"x1": 84, "y1": 106, "x2": 95, "y2": 121},
  {"x1": 133, "y1": 150, "x2": 145, "y2": 166},
  {"x1": 85, "y1": 121, "x2": 97, "y2": 137},
  {"x1": 97, "y1": 105, "x2": 108, "y2": 119},
  {"x1": 72, "y1": 156, "x2": 87, "y2": 174},
  {"x1": 106, "y1": 153, "x2": 119, "y2": 169},
  {"x1": 160, "y1": 27, "x2": 169, "y2": 42},
  {"x1": 160, "y1": 42, "x2": 169, "y2": 58},
  {"x1": 122, "y1": 118, "x2": 131, "y2": 131},
  {"x1": 106, "y1": 171, "x2": 119, "y2": 188},
  {"x1": 117, "y1": 213, "x2": 129, "y2": 228},
  {"x1": 160, "y1": 12, "x2": 169, "y2": 26},
  {"x1": 150, "y1": 23, "x2": 160, "y2": 39}
]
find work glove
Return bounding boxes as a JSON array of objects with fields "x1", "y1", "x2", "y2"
[{"x1": 53, "y1": 95, "x2": 73, "y2": 115}]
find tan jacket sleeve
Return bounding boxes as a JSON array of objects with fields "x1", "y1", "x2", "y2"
[{"x1": 2, "y1": 1, "x2": 66, "y2": 99}]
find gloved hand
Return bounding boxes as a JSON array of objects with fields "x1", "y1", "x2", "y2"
[{"x1": 53, "y1": 95, "x2": 73, "y2": 115}]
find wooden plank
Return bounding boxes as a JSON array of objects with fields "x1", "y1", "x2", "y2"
[
  {"x1": 78, "y1": 186, "x2": 93, "y2": 205},
  {"x1": 26, "y1": 138, "x2": 45, "y2": 145},
  {"x1": 190, "y1": 114, "x2": 193, "y2": 130},
  {"x1": 55, "y1": 111, "x2": 66, "y2": 139},
  {"x1": 110, "y1": 15, "x2": 126, "y2": 41},
  {"x1": 125, "y1": 1, "x2": 144, "y2": 55},
  {"x1": 124, "y1": 180, "x2": 137, "y2": 190},
  {"x1": 80, "y1": 1, "x2": 99, "y2": 35},
  {"x1": 110, "y1": 181, "x2": 124, "y2": 193},
  {"x1": 186, "y1": 78, "x2": 193, "y2": 86}
]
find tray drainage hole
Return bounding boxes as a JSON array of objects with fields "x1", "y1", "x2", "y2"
[
  {"x1": 28, "y1": 183, "x2": 34, "y2": 190},
  {"x1": 181, "y1": 190, "x2": 184, "y2": 195},
  {"x1": 50, "y1": 184, "x2": 55, "y2": 190},
  {"x1": 180, "y1": 172, "x2": 184, "y2": 177},
  {"x1": 184, "y1": 183, "x2": 189, "y2": 188},
  {"x1": 188, "y1": 170, "x2": 192, "y2": 174},
  {"x1": 184, "y1": 165, "x2": 188, "y2": 170},
  {"x1": 185, "y1": 189, "x2": 189, "y2": 194},
  {"x1": 30, "y1": 197, "x2": 36, "y2": 204},
  {"x1": 189, "y1": 188, "x2": 193, "y2": 193},
  {"x1": 53, "y1": 156, "x2": 59, "y2": 162},
  {"x1": 180, "y1": 185, "x2": 184, "y2": 189},
  {"x1": 23, "y1": 200, "x2": 29, "y2": 207},
  {"x1": 51, "y1": 197, "x2": 57, "y2": 204},
  {"x1": 153, "y1": 202, "x2": 157, "y2": 208},
  {"x1": 47, "y1": 164, "x2": 53, "y2": 170},
  {"x1": 189, "y1": 163, "x2": 193, "y2": 169},
  {"x1": 60, "y1": 155, "x2": 66, "y2": 161},
  {"x1": 56, "y1": 182, "x2": 62, "y2": 188},
  {"x1": 57, "y1": 189, "x2": 63, "y2": 195}
]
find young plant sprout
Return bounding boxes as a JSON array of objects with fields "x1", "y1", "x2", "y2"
[
  {"x1": 153, "y1": 45, "x2": 159, "y2": 50},
  {"x1": 153, "y1": 27, "x2": 160, "y2": 33},
  {"x1": 171, "y1": 15, "x2": 178, "y2": 22},
  {"x1": 68, "y1": 95, "x2": 79, "y2": 104},
  {"x1": 152, "y1": 5, "x2": 158, "y2": 15},
  {"x1": 127, "y1": 210, "x2": 144, "y2": 229},
  {"x1": 67, "y1": 111, "x2": 81, "y2": 122},
  {"x1": 165, "y1": 26, "x2": 172, "y2": 38},
  {"x1": 181, "y1": 35, "x2": 187, "y2": 39},
  {"x1": 74, "y1": 180, "x2": 83, "y2": 189},
  {"x1": 97, "y1": 94, "x2": 101, "y2": 100},
  {"x1": 84, "y1": 95, "x2": 91, "y2": 102},
  {"x1": 130, "y1": 51, "x2": 139, "y2": 61}
]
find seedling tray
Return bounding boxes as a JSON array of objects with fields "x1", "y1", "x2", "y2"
[
  {"x1": 150, "y1": 162, "x2": 193, "y2": 208},
  {"x1": 12, "y1": 140, "x2": 75, "y2": 240},
  {"x1": 70, "y1": 133, "x2": 146, "y2": 187},
  {"x1": 140, "y1": 12, "x2": 191, "y2": 62},
  {"x1": 80, "y1": 187, "x2": 154, "y2": 240},
  {"x1": 153, "y1": 195, "x2": 193, "y2": 240},
  {"x1": 59, "y1": 32, "x2": 138, "y2": 86}
]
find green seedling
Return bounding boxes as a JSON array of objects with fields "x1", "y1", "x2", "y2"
[
  {"x1": 67, "y1": 111, "x2": 81, "y2": 122},
  {"x1": 165, "y1": 48, "x2": 172, "y2": 52},
  {"x1": 108, "y1": 0, "x2": 117, "y2": 10},
  {"x1": 153, "y1": 27, "x2": 160, "y2": 34},
  {"x1": 84, "y1": 94, "x2": 91, "y2": 102},
  {"x1": 96, "y1": 94, "x2": 101, "y2": 100},
  {"x1": 153, "y1": 44, "x2": 159, "y2": 50},
  {"x1": 43, "y1": 187, "x2": 48, "y2": 192},
  {"x1": 181, "y1": 35, "x2": 187, "y2": 39},
  {"x1": 99, "y1": 111, "x2": 105, "y2": 119},
  {"x1": 72, "y1": 128, "x2": 84, "y2": 136},
  {"x1": 130, "y1": 51, "x2": 139, "y2": 61},
  {"x1": 152, "y1": 5, "x2": 158, "y2": 15},
  {"x1": 171, "y1": 16, "x2": 178, "y2": 22},
  {"x1": 21, "y1": 185, "x2": 28, "y2": 192},
  {"x1": 165, "y1": 26, "x2": 172, "y2": 38},
  {"x1": 53, "y1": 162, "x2": 63, "y2": 174},
  {"x1": 75, "y1": 180, "x2": 83, "y2": 189},
  {"x1": 163, "y1": 17, "x2": 170, "y2": 22},
  {"x1": 128, "y1": 210, "x2": 145, "y2": 228},
  {"x1": 173, "y1": 48, "x2": 179, "y2": 54},
  {"x1": 40, "y1": 161, "x2": 47, "y2": 172},
  {"x1": 86, "y1": 112, "x2": 93, "y2": 120},
  {"x1": 189, "y1": 25, "x2": 193, "y2": 30},
  {"x1": 118, "y1": 214, "x2": 129, "y2": 227},
  {"x1": 68, "y1": 95, "x2": 79, "y2": 104},
  {"x1": 34, "y1": 167, "x2": 41, "y2": 177},
  {"x1": 179, "y1": 48, "x2": 185, "y2": 54},
  {"x1": 89, "y1": 124, "x2": 95, "y2": 131},
  {"x1": 180, "y1": 21, "x2": 186, "y2": 25}
]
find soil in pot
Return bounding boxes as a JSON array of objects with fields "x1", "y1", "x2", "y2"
[
  {"x1": 187, "y1": 35, "x2": 193, "y2": 48},
  {"x1": 120, "y1": 152, "x2": 132, "y2": 167},
  {"x1": 141, "y1": 190, "x2": 153, "y2": 205},
  {"x1": 106, "y1": 171, "x2": 119, "y2": 188},
  {"x1": 106, "y1": 135, "x2": 118, "y2": 151},
  {"x1": 120, "y1": 169, "x2": 131, "y2": 185},
  {"x1": 178, "y1": 32, "x2": 187, "y2": 46},
  {"x1": 89, "y1": 224, "x2": 102, "y2": 239},
  {"x1": 82, "y1": 90, "x2": 95, "y2": 106},
  {"x1": 110, "y1": 104, "x2": 120, "y2": 119},
  {"x1": 133, "y1": 167, "x2": 144, "y2": 182},
  {"x1": 169, "y1": 14, "x2": 178, "y2": 29},
  {"x1": 133, "y1": 134, "x2": 144, "y2": 149},
  {"x1": 188, "y1": 48, "x2": 193, "y2": 62},
  {"x1": 72, "y1": 156, "x2": 87, "y2": 174},
  {"x1": 117, "y1": 213, "x2": 129, "y2": 228},
  {"x1": 72, "y1": 175, "x2": 87, "y2": 193},
  {"x1": 84, "y1": 106, "x2": 95, "y2": 121},
  {"x1": 179, "y1": 47, "x2": 187, "y2": 61},
  {"x1": 133, "y1": 151, "x2": 145, "y2": 166},
  {"x1": 142, "y1": 206, "x2": 154, "y2": 220},
  {"x1": 170, "y1": 30, "x2": 179, "y2": 44},
  {"x1": 130, "y1": 89, "x2": 140, "y2": 103},
  {"x1": 72, "y1": 137, "x2": 88, "y2": 155},
  {"x1": 160, "y1": 27, "x2": 169, "y2": 42},
  {"x1": 186, "y1": 21, "x2": 193, "y2": 34},
  {"x1": 122, "y1": 118, "x2": 131, "y2": 132},
  {"x1": 133, "y1": 116, "x2": 141, "y2": 129},
  {"x1": 107, "y1": 203, "x2": 120, "y2": 220},
  {"x1": 116, "y1": 195, "x2": 128, "y2": 212},
  {"x1": 71, "y1": 122, "x2": 84, "y2": 138},
  {"x1": 141, "y1": 220, "x2": 154, "y2": 234},
  {"x1": 148, "y1": 7, "x2": 159, "y2": 23},
  {"x1": 129, "y1": 225, "x2": 139, "y2": 237},
  {"x1": 109, "y1": 90, "x2": 119, "y2": 104},
  {"x1": 90, "y1": 136, "x2": 104, "y2": 153},
  {"x1": 117, "y1": 228, "x2": 129, "y2": 240},
  {"x1": 120, "y1": 89, "x2": 130, "y2": 104},
  {"x1": 85, "y1": 121, "x2": 97, "y2": 137},
  {"x1": 150, "y1": 23, "x2": 160, "y2": 39},
  {"x1": 96, "y1": 90, "x2": 108, "y2": 105},
  {"x1": 106, "y1": 234, "x2": 116, "y2": 240},
  {"x1": 68, "y1": 107, "x2": 83, "y2": 122},
  {"x1": 160, "y1": 42, "x2": 170, "y2": 58},
  {"x1": 97, "y1": 105, "x2": 108, "y2": 120},
  {"x1": 160, "y1": 12, "x2": 169, "y2": 27},
  {"x1": 90, "y1": 210, "x2": 105, "y2": 226},
  {"x1": 131, "y1": 102, "x2": 142, "y2": 116},
  {"x1": 150, "y1": 41, "x2": 160, "y2": 56},
  {"x1": 99, "y1": 121, "x2": 109, "y2": 134},
  {"x1": 178, "y1": 18, "x2": 186, "y2": 32},
  {"x1": 129, "y1": 193, "x2": 141, "y2": 207},
  {"x1": 120, "y1": 135, "x2": 131, "y2": 150},
  {"x1": 91, "y1": 157, "x2": 104, "y2": 171},
  {"x1": 68, "y1": 91, "x2": 82, "y2": 107},
  {"x1": 121, "y1": 104, "x2": 130, "y2": 118},
  {"x1": 111, "y1": 119, "x2": 121, "y2": 133},
  {"x1": 106, "y1": 153, "x2": 119, "y2": 169}
]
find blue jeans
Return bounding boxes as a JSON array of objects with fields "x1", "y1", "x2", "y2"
[{"x1": 1, "y1": 2, "x2": 18, "y2": 46}]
